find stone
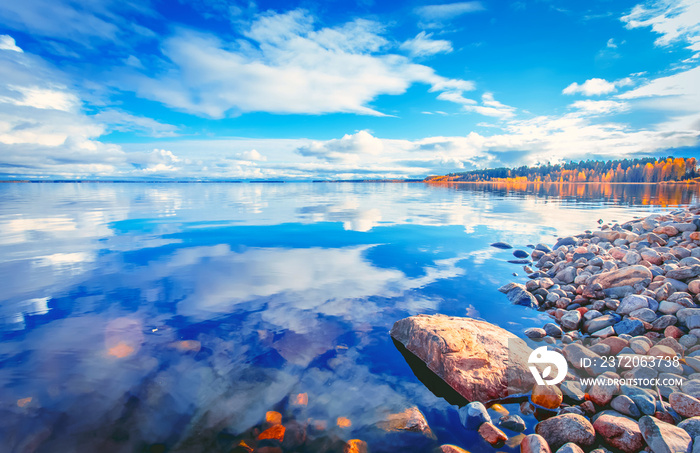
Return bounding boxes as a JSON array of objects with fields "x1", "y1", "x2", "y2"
[
  {"x1": 390, "y1": 315, "x2": 538, "y2": 402},
  {"x1": 659, "y1": 301, "x2": 683, "y2": 315},
  {"x1": 638, "y1": 415, "x2": 692, "y2": 453},
  {"x1": 534, "y1": 414, "x2": 595, "y2": 451},
  {"x1": 436, "y1": 446, "x2": 469, "y2": 453},
  {"x1": 621, "y1": 385, "x2": 656, "y2": 415},
  {"x1": 618, "y1": 294, "x2": 650, "y2": 315},
  {"x1": 560, "y1": 381, "x2": 586, "y2": 403},
  {"x1": 614, "y1": 319, "x2": 646, "y2": 336},
  {"x1": 584, "y1": 314, "x2": 619, "y2": 334},
  {"x1": 589, "y1": 379, "x2": 620, "y2": 407},
  {"x1": 555, "y1": 443, "x2": 584, "y2": 453},
  {"x1": 689, "y1": 280, "x2": 700, "y2": 294},
  {"x1": 670, "y1": 392, "x2": 700, "y2": 418},
  {"x1": 647, "y1": 345, "x2": 677, "y2": 359},
  {"x1": 499, "y1": 414, "x2": 526, "y2": 432},
  {"x1": 629, "y1": 308, "x2": 657, "y2": 323},
  {"x1": 507, "y1": 284, "x2": 540, "y2": 308},
  {"x1": 544, "y1": 323, "x2": 563, "y2": 337},
  {"x1": 478, "y1": 422, "x2": 507, "y2": 446},
  {"x1": 514, "y1": 249, "x2": 530, "y2": 258},
  {"x1": 589, "y1": 265, "x2": 653, "y2": 289},
  {"x1": 459, "y1": 401, "x2": 491, "y2": 430},
  {"x1": 593, "y1": 411, "x2": 645, "y2": 453},
  {"x1": 531, "y1": 385, "x2": 563, "y2": 410},
  {"x1": 344, "y1": 439, "x2": 368, "y2": 453},
  {"x1": 561, "y1": 311, "x2": 582, "y2": 331},
  {"x1": 679, "y1": 308, "x2": 700, "y2": 326},
  {"x1": 600, "y1": 337, "x2": 629, "y2": 355},
  {"x1": 652, "y1": 315, "x2": 678, "y2": 331},
  {"x1": 491, "y1": 242, "x2": 513, "y2": 249},
  {"x1": 378, "y1": 407, "x2": 436, "y2": 439},
  {"x1": 610, "y1": 395, "x2": 642, "y2": 418},
  {"x1": 520, "y1": 434, "x2": 552, "y2": 453},
  {"x1": 563, "y1": 343, "x2": 605, "y2": 375},
  {"x1": 678, "y1": 416, "x2": 700, "y2": 438},
  {"x1": 525, "y1": 328, "x2": 547, "y2": 339}
]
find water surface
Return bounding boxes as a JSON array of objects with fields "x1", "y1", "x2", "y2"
[{"x1": 1, "y1": 182, "x2": 697, "y2": 452}]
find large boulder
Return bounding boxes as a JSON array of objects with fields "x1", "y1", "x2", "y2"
[
  {"x1": 593, "y1": 411, "x2": 644, "y2": 453},
  {"x1": 588, "y1": 265, "x2": 652, "y2": 289},
  {"x1": 639, "y1": 415, "x2": 692, "y2": 453},
  {"x1": 390, "y1": 314, "x2": 536, "y2": 402}
]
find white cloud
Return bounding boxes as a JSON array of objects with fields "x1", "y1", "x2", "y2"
[
  {"x1": 93, "y1": 109, "x2": 179, "y2": 138},
  {"x1": 569, "y1": 99, "x2": 629, "y2": 114},
  {"x1": 235, "y1": 149, "x2": 267, "y2": 161},
  {"x1": 0, "y1": 35, "x2": 23, "y2": 52},
  {"x1": 132, "y1": 10, "x2": 474, "y2": 117},
  {"x1": 607, "y1": 38, "x2": 618, "y2": 48},
  {"x1": 622, "y1": 0, "x2": 700, "y2": 51},
  {"x1": 415, "y1": 2, "x2": 485, "y2": 20},
  {"x1": 297, "y1": 130, "x2": 384, "y2": 163},
  {"x1": 437, "y1": 91, "x2": 516, "y2": 118},
  {"x1": 400, "y1": 31, "x2": 453, "y2": 57},
  {"x1": 563, "y1": 78, "x2": 617, "y2": 95}
]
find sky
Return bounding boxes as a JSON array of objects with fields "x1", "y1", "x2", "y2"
[{"x1": 0, "y1": 0, "x2": 699, "y2": 180}]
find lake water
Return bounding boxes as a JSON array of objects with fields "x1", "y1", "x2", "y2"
[{"x1": 1, "y1": 182, "x2": 698, "y2": 453}]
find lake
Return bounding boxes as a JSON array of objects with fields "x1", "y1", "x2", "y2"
[{"x1": 1, "y1": 182, "x2": 698, "y2": 453}]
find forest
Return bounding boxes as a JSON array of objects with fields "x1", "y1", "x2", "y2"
[{"x1": 425, "y1": 157, "x2": 700, "y2": 183}]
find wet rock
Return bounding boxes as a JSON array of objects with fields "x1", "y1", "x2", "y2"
[
  {"x1": 639, "y1": 414, "x2": 692, "y2": 453},
  {"x1": 378, "y1": 407, "x2": 436, "y2": 439},
  {"x1": 500, "y1": 414, "x2": 526, "y2": 432},
  {"x1": 492, "y1": 242, "x2": 513, "y2": 249},
  {"x1": 593, "y1": 411, "x2": 645, "y2": 453},
  {"x1": 670, "y1": 392, "x2": 700, "y2": 418},
  {"x1": 390, "y1": 315, "x2": 539, "y2": 402},
  {"x1": 478, "y1": 422, "x2": 507, "y2": 446},
  {"x1": 525, "y1": 328, "x2": 547, "y2": 339},
  {"x1": 534, "y1": 414, "x2": 595, "y2": 451},
  {"x1": 678, "y1": 416, "x2": 700, "y2": 438},
  {"x1": 544, "y1": 323, "x2": 563, "y2": 337},
  {"x1": 459, "y1": 402, "x2": 491, "y2": 430},
  {"x1": 521, "y1": 434, "x2": 552, "y2": 453},
  {"x1": 436, "y1": 445, "x2": 469, "y2": 453},
  {"x1": 506, "y1": 284, "x2": 540, "y2": 308},
  {"x1": 531, "y1": 385, "x2": 563, "y2": 410}
]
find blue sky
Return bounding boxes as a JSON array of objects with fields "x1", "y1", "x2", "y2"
[{"x1": 0, "y1": 0, "x2": 698, "y2": 180}]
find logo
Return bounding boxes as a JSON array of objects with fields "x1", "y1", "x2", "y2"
[{"x1": 528, "y1": 346, "x2": 568, "y2": 385}]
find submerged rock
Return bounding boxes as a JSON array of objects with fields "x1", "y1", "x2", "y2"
[
  {"x1": 491, "y1": 242, "x2": 513, "y2": 249},
  {"x1": 390, "y1": 314, "x2": 537, "y2": 402}
]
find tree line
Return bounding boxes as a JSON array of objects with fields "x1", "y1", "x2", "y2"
[{"x1": 425, "y1": 157, "x2": 700, "y2": 183}]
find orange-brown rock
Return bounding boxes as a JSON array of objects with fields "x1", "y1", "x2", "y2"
[
  {"x1": 390, "y1": 314, "x2": 536, "y2": 402},
  {"x1": 588, "y1": 265, "x2": 652, "y2": 289},
  {"x1": 531, "y1": 385, "x2": 563, "y2": 410}
]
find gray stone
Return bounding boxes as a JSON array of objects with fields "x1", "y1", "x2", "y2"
[
  {"x1": 499, "y1": 414, "x2": 526, "y2": 432},
  {"x1": 525, "y1": 328, "x2": 547, "y2": 339},
  {"x1": 610, "y1": 395, "x2": 641, "y2": 418},
  {"x1": 638, "y1": 415, "x2": 692, "y2": 453},
  {"x1": 459, "y1": 401, "x2": 491, "y2": 430}
]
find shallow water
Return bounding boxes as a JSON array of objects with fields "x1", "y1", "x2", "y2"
[{"x1": 0, "y1": 182, "x2": 698, "y2": 452}]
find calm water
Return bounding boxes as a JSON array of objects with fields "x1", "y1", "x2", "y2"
[{"x1": 1, "y1": 182, "x2": 698, "y2": 453}]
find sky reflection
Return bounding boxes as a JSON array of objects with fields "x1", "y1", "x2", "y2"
[{"x1": 0, "y1": 182, "x2": 697, "y2": 452}]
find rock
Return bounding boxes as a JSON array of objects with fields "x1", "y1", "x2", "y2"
[
  {"x1": 652, "y1": 315, "x2": 678, "y2": 331},
  {"x1": 561, "y1": 311, "x2": 582, "y2": 331},
  {"x1": 679, "y1": 309, "x2": 700, "y2": 326},
  {"x1": 585, "y1": 314, "x2": 619, "y2": 334},
  {"x1": 525, "y1": 328, "x2": 547, "y2": 339},
  {"x1": 436, "y1": 445, "x2": 469, "y2": 453},
  {"x1": 492, "y1": 242, "x2": 513, "y2": 249},
  {"x1": 589, "y1": 379, "x2": 620, "y2": 406},
  {"x1": 556, "y1": 267, "x2": 578, "y2": 284},
  {"x1": 639, "y1": 414, "x2": 692, "y2": 453},
  {"x1": 621, "y1": 385, "x2": 656, "y2": 415},
  {"x1": 535, "y1": 414, "x2": 595, "y2": 451},
  {"x1": 689, "y1": 280, "x2": 700, "y2": 294},
  {"x1": 629, "y1": 308, "x2": 657, "y2": 323},
  {"x1": 610, "y1": 395, "x2": 642, "y2": 418},
  {"x1": 521, "y1": 434, "x2": 552, "y2": 453},
  {"x1": 378, "y1": 407, "x2": 436, "y2": 439},
  {"x1": 670, "y1": 392, "x2": 700, "y2": 418},
  {"x1": 593, "y1": 412, "x2": 645, "y2": 453},
  {"x1": 514, "y1": 249, "x2": 530, "y2": 258},
  {"x1": 507, "y1": 284, "x2": 540, "y2": 308},
  {"x1": 561, "y1": 381, "x2": 586, "y2": 403},
  {"x1": 554, "y1": 237, "x2": 578, "y2": 249},
  {"x1": 647, "y1": 345, "x2": 677, "y2": 359},
  {"x1": 614, "y1": 319, "x2": 646, "y2": 336},
  {"x1": 390, "y1": 315, "x2": 538, "y2": 402},
  {"x1": 344, "y1": 439, "x2": 368, "y2": 453},
  {"x1": 478, "y1": 422, "x2": 508, "y2": 446},
  {"x1": 600, "y1": 337, "x2": 629, "y2": 355},
  {"x1": 589, "y1": 265, "x2": 653, "y2": 289},
  {"x1": 459, "y1": 402, "x2": 491, "y2": 430},
  {"x1": 667, "y1": 265, "x2": 700, "y2": 281},
  {"x1": 531, "y1": 385, "x2": 563, "y2": 410},
  {"x1": 617, "y1": 294, "x2": 650, "y2": 315},
  {"x1": 500, "y1": 414, "x2": 526, "y2": 432},
  {"x1": 678, "y1": 416, "x2": 700, "y2": 438},
  {"x1": 555, "y1": 443, "x2": 584, "y2": 453},
  {"x1": 544, "y1": 323, "x2": 563, "y2": 337},
  {"x1": 563, "y1": 343, "x2": 605, "y2": 375}
]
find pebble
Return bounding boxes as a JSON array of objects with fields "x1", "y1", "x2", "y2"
[
  {"x1": 478, "y1": 421, "x2": 507, "y2": 446},
  {"x1": 593, "y1": 411, "x2": 645, "y2": 453},
  {"x1": 534, "y1": 414, "x2": 595, "y2": 451},
  {"x1": 521, "y1": 434, "x2": 552, "y2": 453},
  {"x1": 458, "y1": 401, "x2": 491, "y2": 430}
]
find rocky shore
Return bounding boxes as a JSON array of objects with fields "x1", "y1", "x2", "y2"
[{"x1": 392, "y1": 204, "x2": 700, "y2": 453}]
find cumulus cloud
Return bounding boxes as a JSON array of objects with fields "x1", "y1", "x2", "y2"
[
  {"x1": 569, "y1": 99, "x2": 629, "y2": 115},
  {"x1": 235, "y1": 149, "x2": 267, "y2": 161},
  {"x1": 0, "y1": 34, "x2": 23, "y2": 52},
  {"x1": 563, "y1": 78, "x2": 617, "y2": 95},
  {"x1": 400, "y1": 32, "x2": 453, "y2": 57},
  {"x1": 622, "y1": 0, "x2": 700, "y2": 51},
  {"x1": 132, "y1": 10, "x2": 474, "y2": 117},
  {"x1": 296, "y1": 130, "x2": 384, "y2": 163}
]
